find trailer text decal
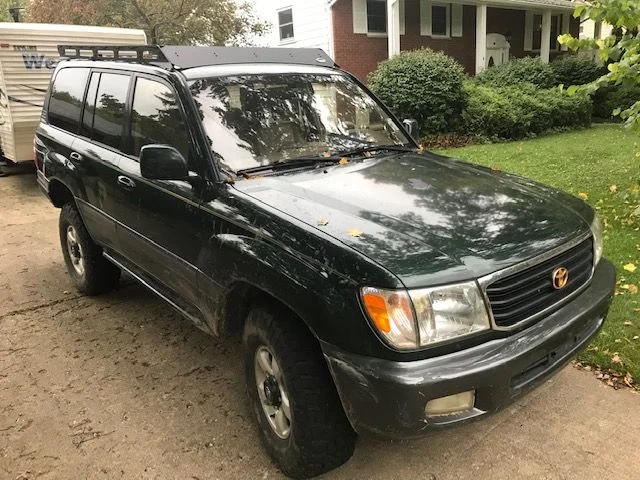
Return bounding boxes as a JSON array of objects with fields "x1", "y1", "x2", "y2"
[{"x1": 13, "y1": 45, "x2": 57, "y2": 70}]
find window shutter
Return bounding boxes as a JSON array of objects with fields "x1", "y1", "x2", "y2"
[
  {"x1": 420, "y1": 0, "x2": 432, "y2": 36},
  {"x1": 400, "y1": 0, "x2": 406, "y2": 35},
  {"x1": 353, "y1": 0, "x2": 367, "y2": 34},
  {"x1": 452, "y1": 4, "x2": 463, "y2": 37},
  {"x1": 524, "y1": 11, "x2": 533, "y2": 50}
]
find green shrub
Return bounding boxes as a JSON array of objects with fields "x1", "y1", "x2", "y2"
[
  {"x1": 461, "y1": 82, "x2": 592, "y2": 140},
  {"x1": 474, "y1": 57, "x2": 558, "y2": 88},
  {"x1": 550, "y1": 55, "x2": 606, "y2": 86},
  {"x1": 367, "y1": 48, "x2": 466, "y2": 134},
  {"x1": 592, "y1": 83, "x2": 640, "y2": 119}
]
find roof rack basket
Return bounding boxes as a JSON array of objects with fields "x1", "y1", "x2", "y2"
[
  {"x1": 57, "y1": 45, "x2": 336, "y2": 70},
  {"x1": 57, "y1": 45, "x2": 169, "y2": 65}
]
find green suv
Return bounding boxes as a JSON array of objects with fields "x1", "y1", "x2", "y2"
[{"x1": 35, "y1": 45, "x2": 615, "y2": 478}]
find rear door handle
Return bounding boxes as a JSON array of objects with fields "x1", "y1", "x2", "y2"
[
  {"x1": 117, "y1": 175, "x2": 136, "y2": 189},
  {"x1": 69, "y1": 152, "x2": 83, "y2": 161}
]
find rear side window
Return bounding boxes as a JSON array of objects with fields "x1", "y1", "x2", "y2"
[
  {"x1": 48, "y1": 68, "x2": 90, "y2": 133},
  {"x1": 92, "y1": 73, "x2": 130, "y2": 150},
  {"x1": 130, "y1": 77, "x2": 189, "y2": 158}
]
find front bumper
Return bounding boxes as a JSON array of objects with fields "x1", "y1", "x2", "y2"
[{"x1": 323, "y1": 259, "x2": 616, "y2": 439}]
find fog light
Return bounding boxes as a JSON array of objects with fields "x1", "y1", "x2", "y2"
[{"x1": 425, "y1": 390, "x2": 475, "y2": 416}]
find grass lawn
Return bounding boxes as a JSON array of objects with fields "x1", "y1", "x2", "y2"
[{"x1": 441, "y1": 124, "x2": 640, "y2": 383}]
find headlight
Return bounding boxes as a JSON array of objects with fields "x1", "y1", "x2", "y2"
[
  {"x1": 361, "y1": 281, "x2": 491, "y2": 350},
  {"x1": 590, "y1": 212, "x2": 603, "y2": 266}
]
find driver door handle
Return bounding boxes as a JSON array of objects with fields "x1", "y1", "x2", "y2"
[{"x1": 117, "y1": 175, "x2": 136, "y2": 190}]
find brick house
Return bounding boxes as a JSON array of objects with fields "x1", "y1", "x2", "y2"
[{"x1": 254, "y1": 0, "x2": 581, "y2": 82}]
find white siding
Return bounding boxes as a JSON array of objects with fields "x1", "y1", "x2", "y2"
[
  {"x1": 579, "y1": 19, "x2": 613, "y2": 40},
  {"x1": 252, "y1": 0, "x2": 332, "y2": 56},
  {"x1": 0, "y1": 23, "x2": 146, "y2": 162}
]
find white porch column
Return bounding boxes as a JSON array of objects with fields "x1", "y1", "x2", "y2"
[
  {"x1": 387, "y1": 0, "x2": 401, "y2": 58},
  {"x1": 475, "y1": 3, "x2": 487, "y2": 74},
  {"x1": 540, "y1": 9, "x2": 552, "y2": 63}
]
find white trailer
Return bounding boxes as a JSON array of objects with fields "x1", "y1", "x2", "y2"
[{"x1": 0, "y1": 23, "x2": 146, "y2": 165}]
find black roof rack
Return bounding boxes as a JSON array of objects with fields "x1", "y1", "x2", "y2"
[{"x1": 57, "y1": 45, "x2": 336, "y2": 70}]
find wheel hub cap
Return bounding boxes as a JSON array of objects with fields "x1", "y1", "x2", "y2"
[
  {"x1": 65, "y1": 225, "x2": 85, "y2": 276},
  {"x1": 254, "y1": 346, "x2": 292, "y2": 439}
]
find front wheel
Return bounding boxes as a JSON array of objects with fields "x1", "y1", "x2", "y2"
[
  {"x1": 243, "y1": 305, "x2": 356, "y2": 479},
  {"x1": 59, "y1": 203, "x2": 120, "y2": 295}
]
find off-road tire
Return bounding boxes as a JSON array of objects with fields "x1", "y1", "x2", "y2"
[
  {"x1": 59, "y1": 203, "x2": 120, "y2": 295},
  {"x1": 243, "y1": 305, "x2": 356, "y2": 479}
]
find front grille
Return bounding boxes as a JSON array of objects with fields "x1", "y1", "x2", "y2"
[{"x1": 485, "y1": 237, "x2": 594, "y2": 328}]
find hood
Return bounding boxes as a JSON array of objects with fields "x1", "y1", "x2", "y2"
[{"x1": 232, "y1": 151, "x2": 593, "y2": 288}]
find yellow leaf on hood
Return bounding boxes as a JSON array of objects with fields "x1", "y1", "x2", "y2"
[{"x1": 347, "y1": 228, "x2": 363, "y2": 238}]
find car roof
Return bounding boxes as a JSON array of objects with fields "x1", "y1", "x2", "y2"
[{"x1": 182, "y1": 63, "x2": 344, "y2": 80}]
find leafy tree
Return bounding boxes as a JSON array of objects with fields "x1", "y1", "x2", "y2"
[
  {"x1": 559, "y1": 0, "x2": 640, "y2": 130},
  {"x1": 27, "y1": 0, "x2": 268, "y2": 45},
  {"x1": 0, "y1": 0, "x2": 29, "y2": 22}
]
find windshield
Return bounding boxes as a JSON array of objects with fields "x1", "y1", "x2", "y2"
[{"x1": 188, "y1": 73, "x2": 410, "y2": 173}]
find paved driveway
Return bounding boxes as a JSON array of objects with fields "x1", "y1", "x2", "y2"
[{"x1": 1, "y1": 173, "x2": 639, "y2": 480}]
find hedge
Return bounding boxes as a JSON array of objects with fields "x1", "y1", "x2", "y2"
[
  {"x1": 461, "y1": 82, "x2": 592, "y2": 140},
  {"x1": 592, "y1": 83, "x2": 640, "y2": 119},
  {"x1": 474, "y1": 57, "x2": 558, "y2": 89},
  {"x1": 550, "y1": 55, "x2": 606, "y2": 87},
  {"x1": 367, "y1": 48, "x2": 466, "y2": 135}
]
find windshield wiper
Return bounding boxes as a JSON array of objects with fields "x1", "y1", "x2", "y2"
[
  {"x1": 236, "y1": 155, "x2": 343, "y2": 177},
  {"x1": 337, "y1": 144, "x2": 416, "y2": 158}
]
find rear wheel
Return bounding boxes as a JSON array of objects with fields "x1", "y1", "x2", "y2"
[
  {"x1": 59, "y1": 203, "x2": 120, "y2": 295},
  {"x1": 243, "y1": 305, "x2": 356, "y2": 479}
]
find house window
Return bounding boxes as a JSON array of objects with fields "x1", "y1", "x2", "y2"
[
  {"x1": 431, "y1": 4, "x2": 450, "y2": 37},
  {"x1": 533, "y1": 14, "x2": 560, "y2": 50},
  {"x1": 278, "y1": 8, "x2": 294, "y2": 41},
  {"x1": 367, "y1": 0, "x2": 387, "y2": 34}
]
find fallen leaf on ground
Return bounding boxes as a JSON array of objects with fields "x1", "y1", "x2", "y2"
[
  {"x1": 611, "y1": 353, "x2": 622, "y2": 364},
  {"x1": 610, "y1": 184, "x2": 617, "y2": 193},
  {"x1": 623, "y1": 263, "x2": 637, "y2": 273},
  {"x1": 578, "y1": 192, "x2": 589, "y2": 200},
  {"x1": 347, "y1": 228, "x2": 363, "y2": 238},
  {"x1": 629, "y1": 285, "x2": 639, "y2": 294},
  {"x1": 624, "y1": 321, "x2": 633, "y2": 326},
  {"x1": 624, "y1": 373, "x2": 634, "y2": 388}
]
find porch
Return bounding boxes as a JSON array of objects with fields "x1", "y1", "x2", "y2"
[{"x1": 331, "y1": 0, "x2": 581, "y2": 81}]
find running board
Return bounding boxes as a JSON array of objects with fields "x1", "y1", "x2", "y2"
[{"x1": 102, "y1": 251, "x2": 210, "y2": 333}]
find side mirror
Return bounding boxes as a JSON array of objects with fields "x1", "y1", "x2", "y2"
[
  {"x1": 140, "y1": 145, "x2": 189, "y2": 181},
  {"x1": 402, "y1": 118, "x2": 419, "y2": 140}
]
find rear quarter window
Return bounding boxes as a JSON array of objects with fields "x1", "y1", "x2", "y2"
[{"x1": 48, "y1": 67, "x2": 90, "y2": 133}]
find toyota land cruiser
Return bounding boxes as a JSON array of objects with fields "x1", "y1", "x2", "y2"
[{"x1": 35, "y1": 45, "x2": 616, "y2": 479}]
